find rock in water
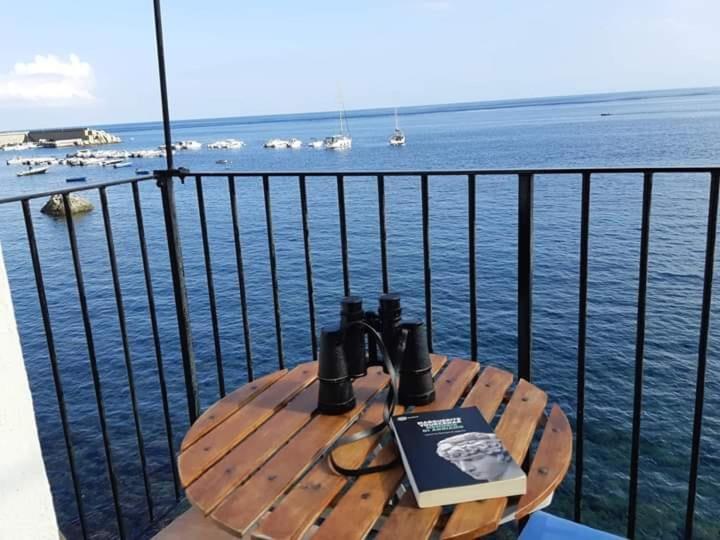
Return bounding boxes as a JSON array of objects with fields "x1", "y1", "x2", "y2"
[{"x1": 41, "y1": 194, "x2": 94, "y2": 217}]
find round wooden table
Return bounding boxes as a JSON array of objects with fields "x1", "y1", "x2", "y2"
[{"x1": 178, "y1": 355, "x2": 572, "y2": 539}]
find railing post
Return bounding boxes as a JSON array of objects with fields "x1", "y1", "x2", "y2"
[
  {"x1": 684, "y1": 170, "x2": 720, "y2": 538},
  {"x1": 518, "y1": 173, "x2": 534, "y2": 381},
  {"x1": 152, "y1": 0, "x2": 174, "y2": 171},
  {"x1": 157, "y1": 170, "x2": 199, "y2": 423},
  {"x1": 575, "y1": 171, "x2": 591, "y2": 522},
  {"x1": 627, "y1": 171, "x2": 653, "y2": 539}
]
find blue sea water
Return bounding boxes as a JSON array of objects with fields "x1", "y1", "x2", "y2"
[{"x1": 1, "y1": 87, "x2": 720, "y2": 539}]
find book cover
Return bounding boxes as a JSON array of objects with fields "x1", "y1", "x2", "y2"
[{"x1": 390, "y1": 406, "x2": 526, "y2": 508}]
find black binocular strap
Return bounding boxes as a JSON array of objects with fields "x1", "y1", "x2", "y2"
[{"x1": 328, "y1": 321, "x2": 403, "y2": 476}]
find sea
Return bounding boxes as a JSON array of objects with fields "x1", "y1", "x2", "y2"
[{"x1": 1, "y1": 87, "x2": 720, "y2": 539}]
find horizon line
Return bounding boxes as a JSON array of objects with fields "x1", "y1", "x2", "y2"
[{"x1": 4, "y1": 84, "x2": 719, "y2": 134}]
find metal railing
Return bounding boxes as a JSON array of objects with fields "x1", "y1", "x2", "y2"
[{"x1": 1, "y1": 165, "x2": 717, "y2": 538}]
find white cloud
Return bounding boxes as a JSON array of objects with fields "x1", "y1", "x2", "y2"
[{"x1": 0, "y1": 54, "x2": 95, "y2": 103}]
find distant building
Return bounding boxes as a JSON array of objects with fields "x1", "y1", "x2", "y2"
[{"x1": 0, "y1": 127, "x2": 121, "y2": 148}]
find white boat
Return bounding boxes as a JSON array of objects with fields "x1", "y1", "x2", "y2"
[
  {"x1": 264, "y1": 138, "x2": 289, "y2": 149},
  {"x1": 113, "y1": 161, "x2": 132, "y2": 168},
  {"x1": 208, "y1": 138, "x2": 246, "y2": 149},
  {"x1": 307, "y1": 138, "x2": 324, "y2": 149},
  {"x1": 17, "y1": 165, "x2": 50, "y2": 177},
  {"x1": 324, "y1": 134, "x2": 352, "y2": 150},
  {"x1": 287, "y1": 138, "x2": 302, "y2": 149},
  {"x1": 389, "y1": 109, "x2": 406, "y2": 146},
  {"x1": 324, "y1": 105, "x2": 352, "y2": 150},
  {"x1": 172, "y1": 140, "x2": 202, "y2": 150},
  {"x1": 102, "y1": 158, "x2": 124, "y2": 166},
  {"x1": 3, "y1": 142, "x2": 37, "y2": 152}
]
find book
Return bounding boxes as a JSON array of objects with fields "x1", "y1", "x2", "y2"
[{"x1": 390, "y1": 406, "x2": 526, "y2": 508}]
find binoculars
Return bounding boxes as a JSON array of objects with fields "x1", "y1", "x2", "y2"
[{"x1": 317, "y1": 293, "x2": 436, "y2": 415}]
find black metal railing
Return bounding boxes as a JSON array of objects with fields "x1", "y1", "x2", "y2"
[{"x1": 2, "y1": 165, "x2": 717, "y2": 538}]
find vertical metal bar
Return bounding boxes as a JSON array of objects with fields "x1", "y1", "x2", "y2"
[
  {"x1": 337, "y1": 175, "x2": 351, "y2": 296},
  {"x1": 195, "y1": 176, "x2": 226, "y2": 396},
  {"x1": 299, "y1": 175, "x2": 318, "y2": 359},
  {"x1": 627, "y1": 171, "x2": 653, "y2": 539},
  {"x1": 62, "y1": 193, "x2": 125, "y2": 539},
  {"x1": 157, "y1": 172, "x2": 199, "y2": 423},
  {"x1": 152, "y1": 0, "x2": 173, "y2": 171},
  {"x1": 22, "y1": 200, "x2": 89, "y2": 539},
  {"x1": 468, "y1": 174, "x2": 478, "y2": 361},
  {"x1": 518, "y1": 173, "x2": 534, "y2": 381},
  {"x1": 378, "y1": 175, "x2": 389, "y2": 293},
  {"x1": 263, "y1": 175, "x2": 285, "y2": 369},
  {"x1": 99, "y1": 187, "x2": 154, "y2": 520},
  {"x1": 421, "y1": 174, "x2": 433, "y2": 352},
  {"x1": 684, "y1": 170, "x2": 719, "y2": 539},
  {"x1": 132, "y1": 181, "x2": 179, "y2": 499},
  {"x1": 228, "y1": 175, "x2": 254, "y2": 380},
  {"x1": 575, "y1": 172, "x2": 591, "y2": 522}
]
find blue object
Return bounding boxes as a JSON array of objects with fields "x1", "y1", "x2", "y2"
[{"x1": 519, "y1": 512, "x2": 626, "y2": 540}]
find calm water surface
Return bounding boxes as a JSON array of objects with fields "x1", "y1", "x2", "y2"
[{"x1": 1, "y1": 88, "x2": 719, "y2": 539}]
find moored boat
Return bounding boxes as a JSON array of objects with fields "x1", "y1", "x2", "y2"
[
  {"x1": 17, "y1": 165, "x2": 50, "y2": 177},
  {"x1": 288, "y1": 138, "x2": 302, "y2": 149},
  {"x1": 389, "y1": 108, "x2": 406, "y2": 146},
  {"x1": 324, "y1": 134, "x2": 352, "y2": 150},
  {"x1": 307, "y1": 138, "x2": 324, "y2": 149},
  {"x1": 264, "y1": 138, "x2": 289, "y2": 149},
  {"x1": 113, "y1": 161, "x2": 132, "y2": 168},
  {"x1": 324, "y1": 105, "x2": 352, "y2": 150},
  {"x1": 66, "y1": 177, "x2": 87, "y2": 183}
]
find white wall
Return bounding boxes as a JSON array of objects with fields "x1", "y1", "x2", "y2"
[{"x1": 0, "y1": 242, "x2": 58, "y2": 539}]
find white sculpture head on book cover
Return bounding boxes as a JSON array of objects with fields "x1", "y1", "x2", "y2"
[{"x1": 436, "y1": 432, "x2": 513, "y2": 481}]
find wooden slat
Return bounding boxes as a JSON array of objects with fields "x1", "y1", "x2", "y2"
[
  {"x1": 312, "y1": 359, "x2": 480, "y2": 540},
  {"x1": 211, "y1": 366, "x2": 390, "y2": 536},
  {"x1": 181, "y1": 370, "x2": 287, "y2": 451},
  {"x1": 375, "y1": 365, "x2": 514, "y2": 540},
  {"x1": 515, "y1": 404, "x2": 572, "y2": 520},
  {"x1": 311, "y1": 443, "x2": 405, "y2": 540},
  {"x1": 186, "y1": 381, "x2": 320, "y2": 513},
  {"x1": 152, "y1": 508, "x2": 235, "y2": 540},
  {"x1": 252, "y1": 355, "x2": 448, "y2": 540},
  {"x1": 440, "y1": 379, "x2": 547, "y2": 540},
  {"x1": 178, "y1": 362, "x2": 317, "y2": 486}
]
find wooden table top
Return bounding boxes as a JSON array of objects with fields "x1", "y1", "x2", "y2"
[{"x1": 178, "y1": 355, "x2": 572, "y2": 539}]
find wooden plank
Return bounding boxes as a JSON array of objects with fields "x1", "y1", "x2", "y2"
[
  {"x1": 439, "y1": 379, "x2": 547, "y2": 540},
  {"x1": 181, "y1": 370, "x2": 288, "y2": 451},
  {"x1": 375, "y1": 365, "x2": 514, "y2": 540},
  {"x1": 465, "y1": 366, "x2": 514, "y2": 421},
  {"x1": 152, "y1": 507, "x2": 235, "y2": 540},
  {"x1": 515, "y1": 404, "x2": 572, "y2": 520},
  {"x1": 211, "y1": 366, "x2": 390, "y2": 536},
  {"x1": 252, "y1": 355, "x2": 448, "y2": 540},
  {"x1": 186, "y1": 381, "x2": 320, "y2": 513},
  {"x1": 178, "y1": 362, "x2": 317, "y2": 486},
  {"x1": 312, "y1": 359, "x2": 480, "y2": 540}
]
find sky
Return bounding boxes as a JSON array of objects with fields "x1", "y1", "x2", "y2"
[{"x1": 1, "y1": 0, "x2": 720, "y2": 130}]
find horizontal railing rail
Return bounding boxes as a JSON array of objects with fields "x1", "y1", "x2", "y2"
[
  {"x1": 180, "y1": 165, "x2": 720, "y2": 176},
  {"x1": 0, "y1": 165, "x2": 716, "y2": 538}
]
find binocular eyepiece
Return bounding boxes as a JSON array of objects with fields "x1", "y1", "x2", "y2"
[{"x1": 317, "y1": 294, "x2": 436, "y2": 415}]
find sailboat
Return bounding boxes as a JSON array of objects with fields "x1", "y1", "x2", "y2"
[
  {"x1": 324, "y1": 103, "x2": 352, "y2": 150},
  {"x1": 389, "y1": 108, "x2": 406, "y2": 146}
]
